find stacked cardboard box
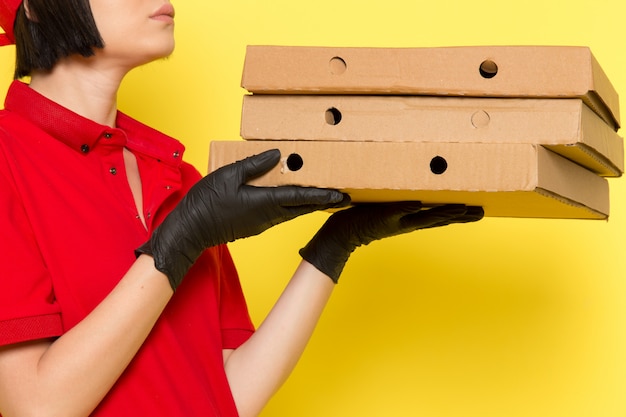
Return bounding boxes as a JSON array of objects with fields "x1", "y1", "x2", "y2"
[{"x1": 209, "y1": 46, "x2": 623, "y2": 219}]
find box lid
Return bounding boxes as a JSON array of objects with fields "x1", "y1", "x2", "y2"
[{"x1": 240, "y1": 95, "x2": 624, "y2": 176}]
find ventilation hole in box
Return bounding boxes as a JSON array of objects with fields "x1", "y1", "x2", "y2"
[
  {"x1": 479, "y1": 60, "x2": 498, "y2": 78},
  {"x1": 430, "y1": 156, "x2": 448, "y2": 175},
  {"x1": 325, "y1": 107, "x2": 342, "y2": 125},
  {"x1": 329, "y1": 56, "x2": 347, "y2": 75},
  {"x1": 286, "y1": 153, "x2": 304, "y2": 171},
  {"x1": 471, "y1": 110, "x2": 490, "y2": 128}
]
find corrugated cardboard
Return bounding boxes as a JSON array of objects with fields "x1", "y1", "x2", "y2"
[
  {"x1": 240, "y1": 95, "x2": 624, "y2": 177},
  {"x1": 241, "y1": 45, "x2": 620, "y2": 130},
  {"x1": 208, "y1": 140, "x2": 609, "y2": 220}
]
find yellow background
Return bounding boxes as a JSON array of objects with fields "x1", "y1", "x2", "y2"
[{"x1": 2, "y1": 0, "x2": 625, "y2": 416}]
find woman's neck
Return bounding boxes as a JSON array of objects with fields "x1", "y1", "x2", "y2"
[{"x1": 28, "y1": 56, "x2": 128, "y2": 127}]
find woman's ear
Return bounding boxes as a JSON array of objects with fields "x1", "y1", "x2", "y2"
[{"x1": 23, "y1": 0, "x2": 35, "y2": 21}]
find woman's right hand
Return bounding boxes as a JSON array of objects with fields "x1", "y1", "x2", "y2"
[
  {"x1": 299, "y1": 202, "x2": 484, "y2": 283},
  {"x1": 136, "y1": 149, "x2": 349, "y2": 290}
]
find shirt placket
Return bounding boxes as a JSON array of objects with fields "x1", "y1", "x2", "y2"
[
  {"x1": 94, "y1": 129, "x2": 149, "y2": 233},
  {"x1": 140, "y1": 150, "x2": 183, "y2": 233}
]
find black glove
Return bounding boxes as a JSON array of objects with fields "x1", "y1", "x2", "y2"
[
  {"x1": 299, "y1": 202, "x2": 484, "y2": 283},
  {"x1": 137, "y1": 149, "x2": 349, "y2": 290}
]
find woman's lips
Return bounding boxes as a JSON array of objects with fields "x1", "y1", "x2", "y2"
[{"x1": 150, "y1": 3, "x2": 175, "y2": 23}]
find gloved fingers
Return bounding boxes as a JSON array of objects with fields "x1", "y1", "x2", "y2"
[
  {"x1": 283, "y1": 201, "x2": 351, "y2": 219},
  {"x1": 405, "y1": 205, "x2": 484, "y2": 230},
  {"x1": 454, "y1": 206, "x2": 485, "y2": 223},
  {"x1": 400, "y1": 204, "x2": 470, "y2": 230},
  {"x1": 426, "y1": 205, "x2": 484, "y2": 227},
  {"x1": 376, "y1": 201, "x2": 424, "y2": 218},
  {"x1": 248, "y1": 185, "x2": 348, "y2": 207},
  {"x1": 285, "y1": 192, "x2": 352, "y2": 216},
  {"x1": 329, "y1": 201, "x2": 423, "y2": 226},
  {"x1": 235, "y1": 149, "x2": 282, "y2": 183}
]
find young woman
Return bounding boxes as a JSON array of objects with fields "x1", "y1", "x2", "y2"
[{"x1": 0, "y1": 1, "x2": 483, "y2": 416}]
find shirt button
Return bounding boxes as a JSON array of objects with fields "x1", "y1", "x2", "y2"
[
  {"x1": 80, "y1": 144, "x2": 90, "y2": 153},
  {"x1": 109, "y1": 167, "x2": 117, "y2": 175},
  {"x1": 104, "y1": 132, "x2": 113, "y2": 139},
  {"x1": 165, "y1": 185, "x2": 172, "y2": 190},
  {"x1": 172, "y1": 150, "x2": 180, "y2": 158}
]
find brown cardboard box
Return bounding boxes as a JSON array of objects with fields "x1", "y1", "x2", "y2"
[
  {"x1": 240, "y1": 95, "x2": 624, "y2": 177},
  {"x1": 208, "y1": 140, "x2": 609, "y2": 220},
  {"x1": 241, "y1": 45, "x2": 620, "y2": 130}
]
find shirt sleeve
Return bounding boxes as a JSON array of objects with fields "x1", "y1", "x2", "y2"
[
  {"x1": 217, "y1": 245, "x2": 255, "y2": 349},
  {"x1": 0, "y1": 147, "x2": 63, "y2": 346}
]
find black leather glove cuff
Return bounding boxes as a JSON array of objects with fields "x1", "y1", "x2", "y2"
[
  {"x1": 299, "y1": 227, "x2": 358, "y2": 284},
  {"x1": 298, "y1": 247, "x2": 345, "y2": 284},
  {"x1": 135, "y1": 234, "x2": 193, "y2": 291}
]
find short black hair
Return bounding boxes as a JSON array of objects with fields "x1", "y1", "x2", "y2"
[{"x1": 13, "y1": 0, "x2": 104, "y2": 79}]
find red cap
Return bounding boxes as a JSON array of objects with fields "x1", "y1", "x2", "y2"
[{"x1": 0, "y1": 0, "x2": 22, "y2": 46}]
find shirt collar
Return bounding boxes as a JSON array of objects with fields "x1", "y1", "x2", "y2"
[
  {"x1": 116, "y1": 112, "x2": 185, "y2": 167},
  {"x1": 3, "y1": 80, "x2": 185, "y2": 167}
]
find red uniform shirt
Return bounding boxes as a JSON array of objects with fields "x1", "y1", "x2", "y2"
[{"x1": 0, "y1": 81, "x2": 255, "y2": 416}]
